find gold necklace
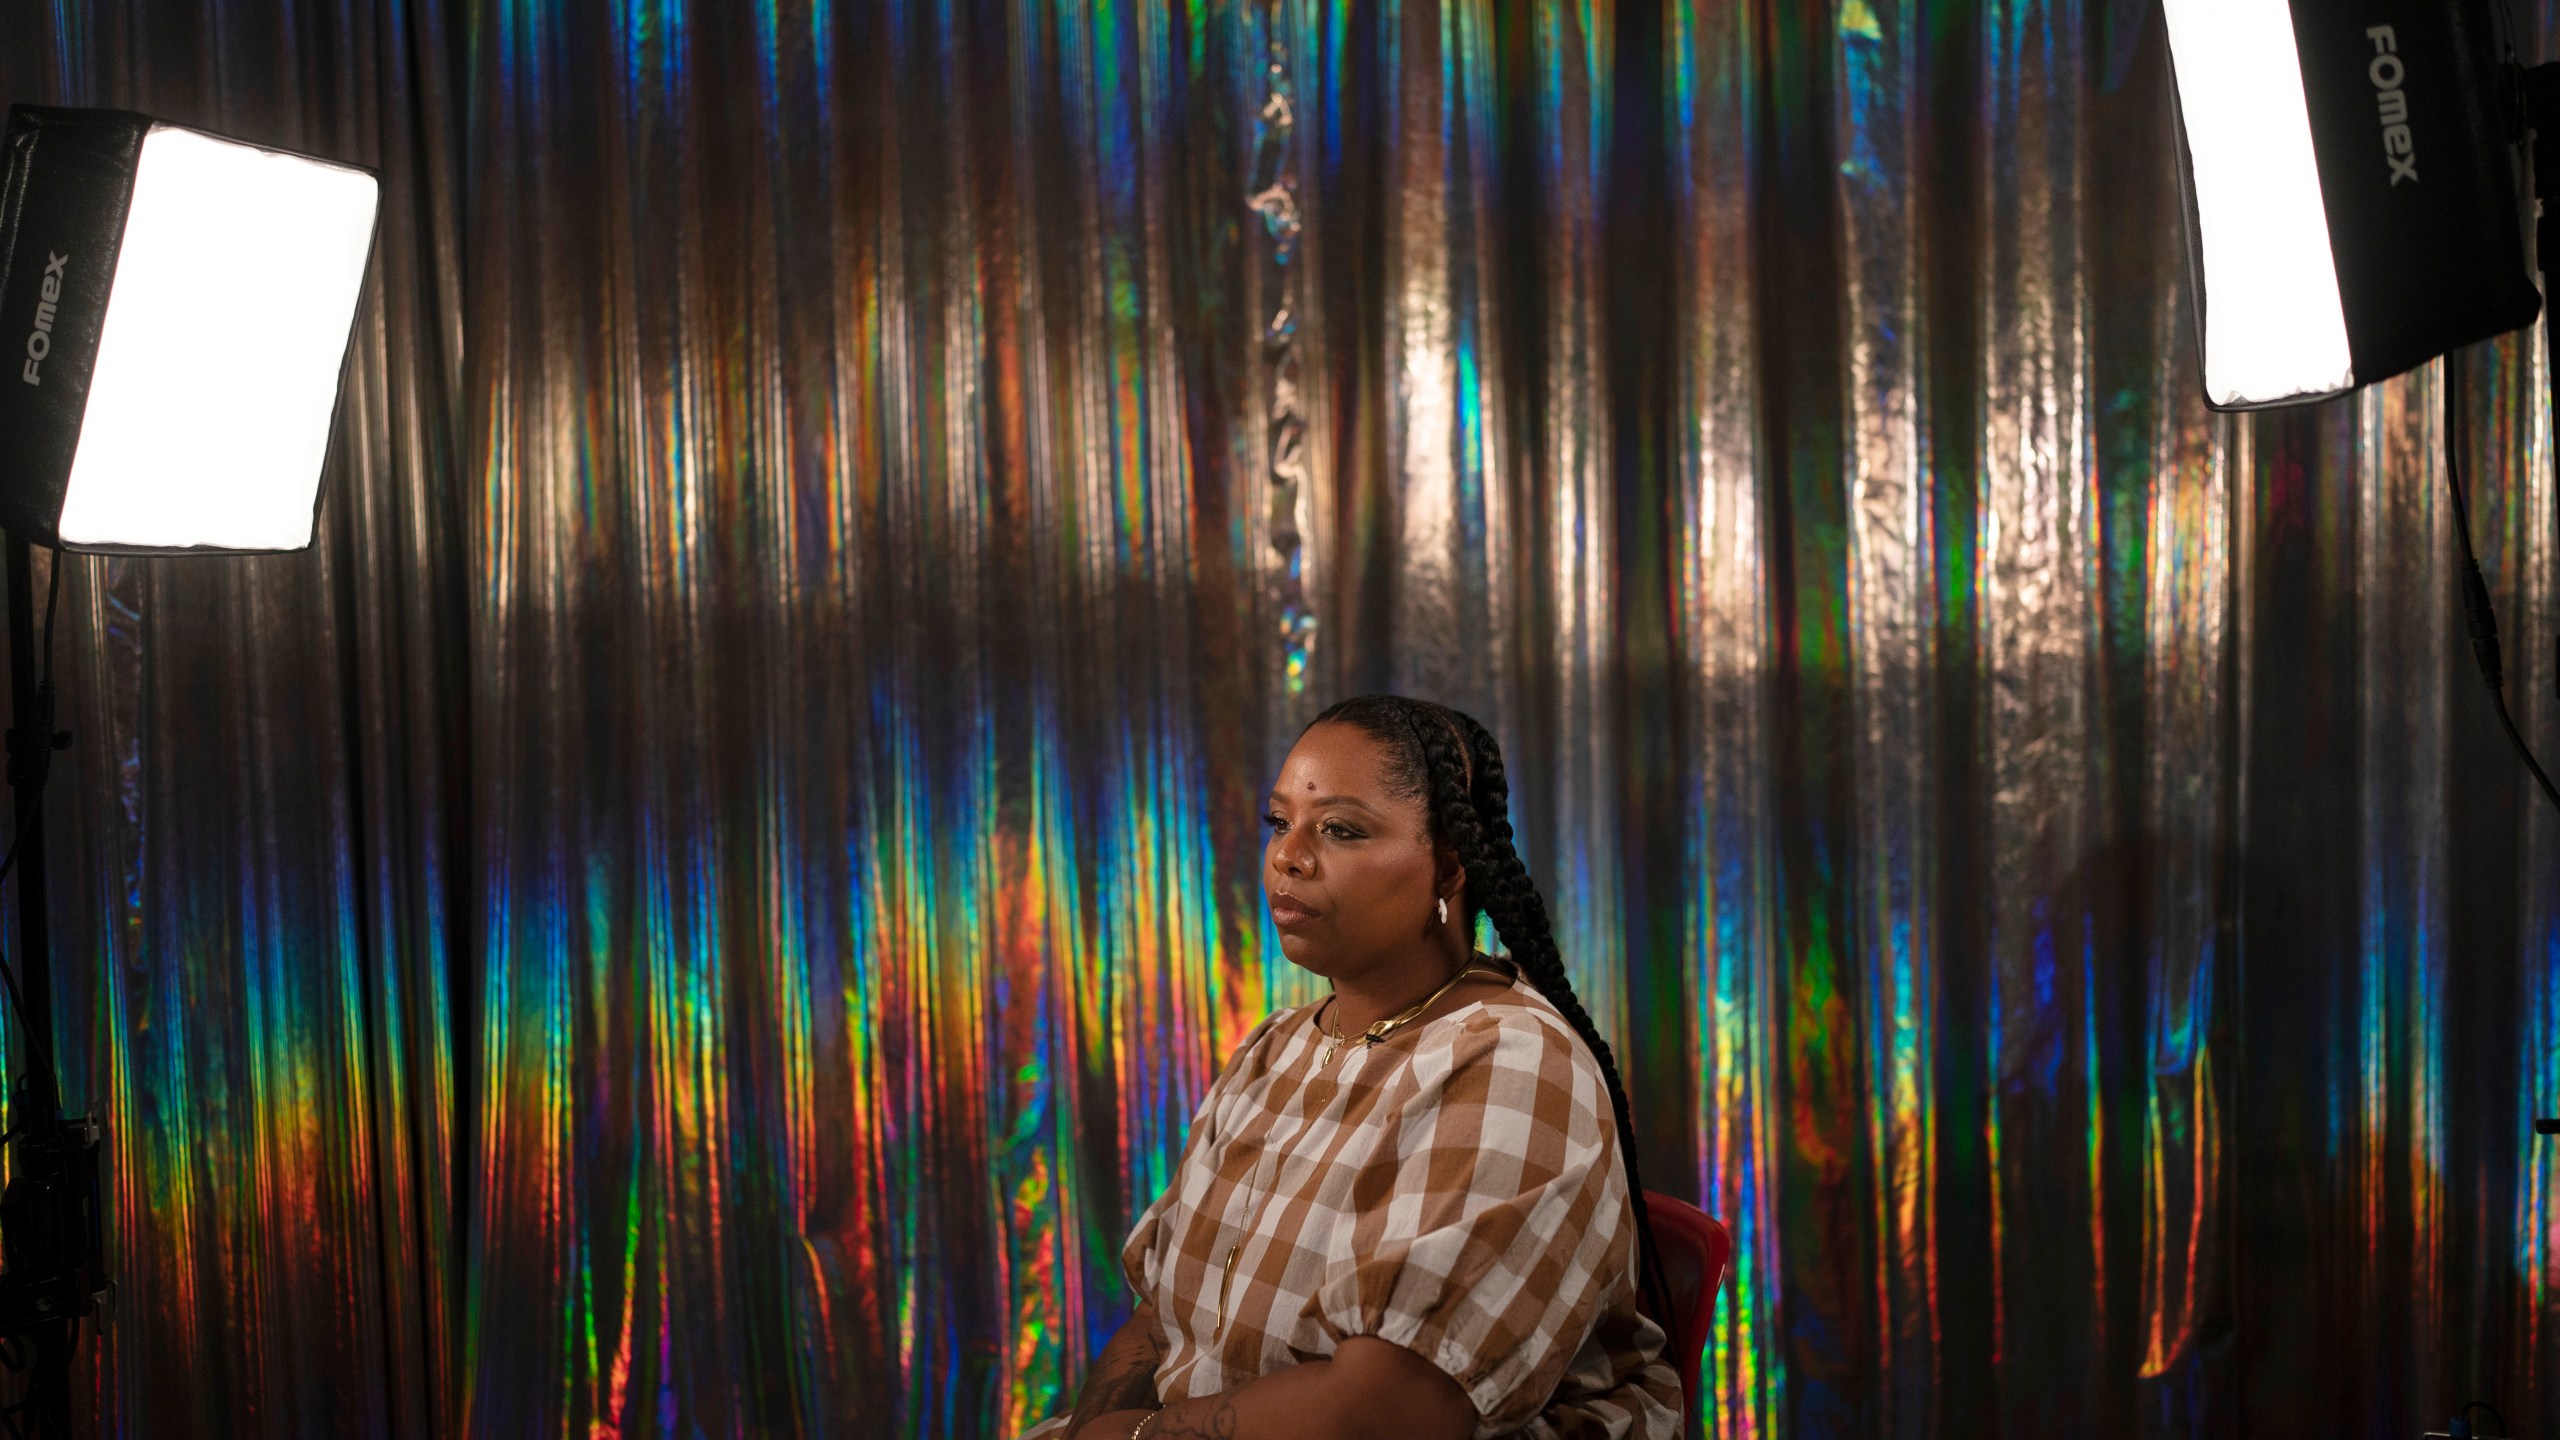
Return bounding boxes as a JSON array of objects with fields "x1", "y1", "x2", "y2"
[
  {"x1": 1315, "y1": 961, "x2": 1505, "y2": 1070},
  {"x1": 1214, "y1": 1132, "x2": 1287, "y2": 1342}
]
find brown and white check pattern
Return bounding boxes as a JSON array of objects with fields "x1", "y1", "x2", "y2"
[{"x1": 1024, "y1": 975, "x2": 1679, "y2": 1439}]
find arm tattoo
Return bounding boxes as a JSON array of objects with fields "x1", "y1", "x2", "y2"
[
  {"x1": 1065, "y1": 1311, "x2": 1164, "y2": 1431},
  {"x1": 1083, "y1": 1357, "x2": 1159, "y2": 1415},
  {"x1": 1146, "y1": 1398, "x2": 1240, "y2": 1440}
]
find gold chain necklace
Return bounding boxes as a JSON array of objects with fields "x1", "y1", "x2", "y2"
[
  {"x1": 1314, "y1": 960, "x2": 1506, "y2": 1070},
  {"x1": 1213, "y1": 1130, "x2": 1287, "y2": 1342}
]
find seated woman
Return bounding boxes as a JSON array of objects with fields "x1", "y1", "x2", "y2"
[{"x1": 1021, "y1": 695, "x2": 1679, "y2": 1440}]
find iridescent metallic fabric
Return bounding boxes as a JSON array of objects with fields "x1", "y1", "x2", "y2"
[{"x1": 2, "y1": 1, "x2": 2560, "y2": 1437}]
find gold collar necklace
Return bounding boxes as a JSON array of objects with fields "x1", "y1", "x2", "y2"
[{"x1": 1317, "y1": 959, "x2": 1509, "y2": 1070}]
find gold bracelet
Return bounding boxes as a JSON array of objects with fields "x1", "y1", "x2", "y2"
[{"x1": 1128, "y1": 1413, "x2": 1159, "y2": 1440}]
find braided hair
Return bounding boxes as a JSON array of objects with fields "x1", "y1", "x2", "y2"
[{"x1": 1309, "y1": 694, "x2": 1672, "y2": 1321}]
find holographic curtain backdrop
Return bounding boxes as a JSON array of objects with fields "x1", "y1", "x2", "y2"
[{"x1": 1, "y1": 0, "x2": 2559, "y2": 1438}]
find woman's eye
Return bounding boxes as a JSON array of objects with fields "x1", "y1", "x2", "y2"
[
  {"x1": 1262, "y1": 813, "x2": 1287, "y2": 833},
  {"x1": 1322, "y1": 821, "x2": 1360, "y2": 840}
]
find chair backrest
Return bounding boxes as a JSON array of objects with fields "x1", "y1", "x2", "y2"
[{"x1": 1637, "y1": 1191, "x2": 1732, "y2": 1426}]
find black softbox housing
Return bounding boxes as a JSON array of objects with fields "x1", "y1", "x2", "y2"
[
  {"x1": 2295, "y1": 0, "x2": 2538, "y2": 388},
  {"x1": 0, "y1": 109, "x2": 150, "y2": 546}
]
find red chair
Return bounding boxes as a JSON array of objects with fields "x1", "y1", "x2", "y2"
[{"x1": 1638, "y1": 1192, "x2": 1732, "y2": 1427}]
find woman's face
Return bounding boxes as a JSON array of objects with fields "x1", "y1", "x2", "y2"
[{"x1": 1262, "y1": 721, "x2": 1456, "y2": 981}]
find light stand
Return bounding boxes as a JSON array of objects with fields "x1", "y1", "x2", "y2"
[{"x1": 0, "y1": 535, "x2": 102, "y2": 1440}]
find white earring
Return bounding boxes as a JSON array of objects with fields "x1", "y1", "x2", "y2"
[{"x1": 1436, "y1": 897, "x2": 1449, "y2": 925}]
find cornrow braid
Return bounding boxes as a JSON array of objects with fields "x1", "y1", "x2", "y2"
[{"x1": 1310, "y1": 695, "x2": 1673, "y2": 1323}]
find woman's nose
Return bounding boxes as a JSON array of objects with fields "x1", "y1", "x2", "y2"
[{"x1": 1270, "y1": 830, "x2": 1313, "y2": 876}]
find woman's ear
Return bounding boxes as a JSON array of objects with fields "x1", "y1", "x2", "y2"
[{"x1": 1432, "y1": 840, "x2": 1465, "y2": 902}]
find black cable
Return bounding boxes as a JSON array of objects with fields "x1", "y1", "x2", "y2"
[
  {"x1": 0, "y1": 942, "x2": 37, "y2": 1088},
  {"x1": 2452, "y1": 1398, "x2": 2509, "y2": 1437},
  {"x1": 2444, "y1": 363, "x2": 2560, "y2": 817},
  {"x1": 0, "y1": 819, "x2": 40, "y2": 1059},
  {"x1": 0, "y1": 798, "x2": 44, "y2": 1063}
]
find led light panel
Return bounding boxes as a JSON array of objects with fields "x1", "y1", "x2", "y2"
[
  {"x1": 2161, "y1": 0, "x2": 2354, "y2": 409},
  {"x1": 57, "y1": 127, "x2": 377, "y2": 551},
  {"x1": 0, "y1": 107, "x2": 378, "y2": 553}
]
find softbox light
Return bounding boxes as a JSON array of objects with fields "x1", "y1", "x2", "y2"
[
  {"x1": 2163, "y1": 0, "x2": 2541, "y2": 410},
  {"x1": 0, "y1": 107, "x2": 378, "y2": 552}
]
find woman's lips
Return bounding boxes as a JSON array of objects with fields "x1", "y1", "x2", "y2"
[{"x1": 1268, "y1": 893, "x2": 1318, "y2": 927}]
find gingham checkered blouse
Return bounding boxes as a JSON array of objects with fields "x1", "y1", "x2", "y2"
[{"x1": 1028, "y1": 973, "x2": 1680, "y2": 1439}]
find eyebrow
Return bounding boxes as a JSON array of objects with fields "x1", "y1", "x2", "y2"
[{"x1": 1265, "y1": 793, "x2": 1381, "y2": 813}]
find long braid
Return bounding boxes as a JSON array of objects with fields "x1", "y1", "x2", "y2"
[
  {"x1": 1310, "y1": 695, "x2": 1673, "y2": 1322},
  {"x1": 1435, "y1": 707, "x2": 1674, "y2": 1320}
]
